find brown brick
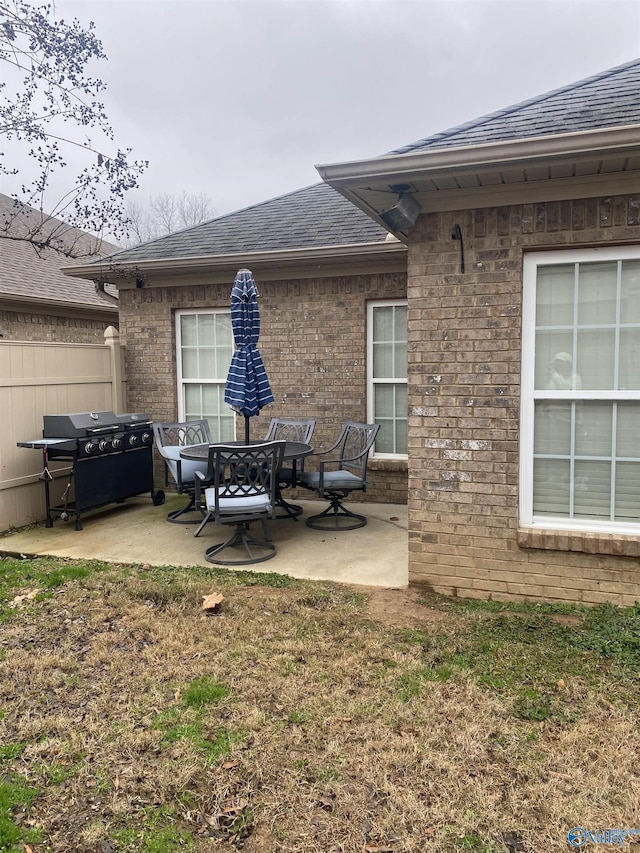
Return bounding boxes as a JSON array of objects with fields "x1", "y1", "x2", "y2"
[
  {"x1": 120, "y1": 272, "x2": 408, "y2": 503},
  {"x1": 406, "y1": 194, "x2": 640, "y2": 605}
]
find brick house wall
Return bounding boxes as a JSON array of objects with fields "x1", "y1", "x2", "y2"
[
  {"x1": 407, "y1": 193, "x2": 640, "y2": 606},
  {"x1": 0, "y1": 307, "x2": 116, "y2": 343},
  {"x1": 118, "y1": 271, "x2": 408, "y2": 504}
]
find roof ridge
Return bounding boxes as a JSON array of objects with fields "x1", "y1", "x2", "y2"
[
  {"x1": 391, "y1": 57, "x2": 640, "y2": 155},
  {"x1": 120, "y1": 182, "x2": 327, "y2": 252},
  {"x1": 195, "y1": 181, "x2": 327, "y2": 227},
  {"x1": 90, "y1": 179, "x2": 385, "y2": 265}
]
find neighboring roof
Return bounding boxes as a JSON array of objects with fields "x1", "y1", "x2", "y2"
[
  {"x1": 0, "y1": 194, "x2": 119, "y2": 310},
  {"x1": 95, "y1": 182, "x2": 390, "y2": 265},
  {"x1": 391, "y1": 58, "x2": 640, "y2": 155}
]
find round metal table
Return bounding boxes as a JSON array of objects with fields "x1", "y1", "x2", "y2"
[{"x1": 179, "y1": 440, "x2": 313, "y2": 521}]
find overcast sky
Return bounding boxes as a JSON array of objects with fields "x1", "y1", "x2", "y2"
[{"x1": 5, "y1": 0, "x2": 640, "y2": 220}]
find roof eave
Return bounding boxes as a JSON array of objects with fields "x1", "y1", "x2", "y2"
[
  {"x1": 0, "y1": 291, "x2": 118, "y2": 316},
  {"x1": 315, "y1": 125, "x2": 640, "y2": 188},
  {"x1": 316, "y1": 124, "x2": 640, "y2": 230},
  {"x1": 61, "y1": 241, "x2": 406, "y2": 281}
]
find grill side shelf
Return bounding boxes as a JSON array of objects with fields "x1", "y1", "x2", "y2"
[{"x1": 17, "y1": 439, "x2": 75, "y2": 450}]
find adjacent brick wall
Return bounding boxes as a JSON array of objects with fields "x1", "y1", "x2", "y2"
[
  {"x1": 407, "y1": 193, "x2": 640, "y2": 606},
  {"x1": 0, "y1": 308, "x2": 115, "y2": 343},
  {"x1": 118, "y1": 272, "x2": 408, "y2": 504}
]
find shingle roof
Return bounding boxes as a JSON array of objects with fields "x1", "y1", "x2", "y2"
[
  {"x1": 99, "y1": 182, "x2": 389, "y2": 265},
  {"x1": 0, "y1": 194, "x2": 119, "y2": 308},
  {"x1": 391, "y1": 58, "x2": 640, "y2": 155},
  {"x1": 83, "y1": 61, "x2": 640, "y2": 270}
]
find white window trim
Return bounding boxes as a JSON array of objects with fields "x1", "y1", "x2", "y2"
[
  {"x1": 175, "y1": 308, "x2": 232, "y2": 428},
  {"x1": 367, "y1": 299, "x2": 408, "y2": 459},
  {"x1": 519, "y1": 245, "x2": 640, "y2": 536}
]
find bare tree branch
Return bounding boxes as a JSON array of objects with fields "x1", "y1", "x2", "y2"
[
  {"x1": 123, "y1": 192, "x2": 215, "y2": 246},
  {"x1": 0, "y1": 0, "x2": 148, "y2": 257},
  {"x1": 151, "y1": 193, "x2": 178, "y2": 235},
  {"x1": 177, "y1": 192, "x2": 214, "y2": 229}
]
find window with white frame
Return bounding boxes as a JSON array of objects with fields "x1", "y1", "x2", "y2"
[
  {"x1": 176, "y1": 309, "x2": 235, "y2": 441},
  {"x1": 367, "y1": 300, "x2": 408, "y2": 456},
  {"x1": 520, "y1": 247, "x2": 640, "y2": 533}
]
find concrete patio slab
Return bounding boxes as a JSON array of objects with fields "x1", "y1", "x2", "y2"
[{"x1": 0, "y1": 495, "x2": 408, "y2": 588}]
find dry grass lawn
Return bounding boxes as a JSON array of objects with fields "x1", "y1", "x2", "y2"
[{"x1": 0, "y1": 556, "x2": 639, "y2": 852}]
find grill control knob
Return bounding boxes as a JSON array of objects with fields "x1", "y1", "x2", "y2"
[
  {"x1": 141, "y1": 431, "x2": 151, "y2": 444},
  {"x1": 84, "y1": 441, "x2": 95, "y2": 455},
  {"x1": 112, "y1": 436, "x2": 122, "y2": 449},
  {"x1": 129, "y1": 434, "x2": 138, "y2": 446},
  {"x1": 99, "y1": 439, "x2": 109, "y2": 452}
]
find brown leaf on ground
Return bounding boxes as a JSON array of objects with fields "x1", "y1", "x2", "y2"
[
  {"x1": 10, "y1": 588, "x2": 41, "y2": 607},
  {"x1": 221, "y1": 798, "x2": 248, "y2": 814},
  {"x1": 202, "y1": 592, "x2": 225, "y2": 612}
]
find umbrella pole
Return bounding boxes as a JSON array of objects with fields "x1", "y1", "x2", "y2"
[{"x1": 244, "y1": 414, "x2": 250, "y2": 444}]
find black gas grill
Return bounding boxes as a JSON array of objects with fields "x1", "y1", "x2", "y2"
[{"x1": 18, "y1": 411, "x2": 165, "y2": 529}]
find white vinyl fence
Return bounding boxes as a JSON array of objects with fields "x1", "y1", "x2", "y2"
[{"x1": 0, "y1": 326, "x2": 126, "y2": 532}]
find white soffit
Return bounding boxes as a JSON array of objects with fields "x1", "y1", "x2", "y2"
[{"x1": 316, "y1": 125, "x2": 640, "y2": 215}]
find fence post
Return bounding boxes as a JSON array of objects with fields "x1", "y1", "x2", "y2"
[{"x1": 104, "y1": 325, "x2": 125, "y2": 413}]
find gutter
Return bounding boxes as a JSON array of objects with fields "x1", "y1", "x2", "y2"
[
  {"x1": 0, "y1": 291, "x2": 118, "y2": 316},
  {"x1": 61, "y1": 240, "x2": 407, "y2": 280},
  {"x1": 94, "y1": 281, "x2": 119, "y2": 305},
  {"x1": 315, "y1": 125, "x2": 640, "y2": 187}
]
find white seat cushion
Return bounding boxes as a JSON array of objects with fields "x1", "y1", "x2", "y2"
[
  {"x1": 204, "y1": 487, "x2": 271, "y2": 514},
  {"x1": 160, "y1": 445, "x2": 207, "y2": 484},
  {"x1": 301, "y1": 470, "x2": 363, "y2": 492}
]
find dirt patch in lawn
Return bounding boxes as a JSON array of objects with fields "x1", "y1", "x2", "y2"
[{"x1": 356, "y1": 584, "x2": 451, "y2": 629}]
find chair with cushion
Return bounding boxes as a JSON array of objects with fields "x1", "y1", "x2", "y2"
[
  {"x1": 298, "y1": 421, "x2": 380, "y2": 530},
  {"x1": 153, "y1": 420, "x2": 212, "y2": 523},
  {"x1": 193, "y1": 440, "x2": 286, "y2": 565},
  {"x1": 263, "y1": 416, "x2": 316, "y2": 489}
]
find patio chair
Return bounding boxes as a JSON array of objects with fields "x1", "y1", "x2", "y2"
[
  {"x1": 263, "y1": 417, "x2": 316, "y2": 489},
  {"x1": 298, "y1": 421, "x2": 380, "y2": 530},
  {"x1": 153, "y1": 419, "x2": 212, "y2": 523},
  {"x1": 193, "y1": 440, "x2": 286, "y2": 565}
]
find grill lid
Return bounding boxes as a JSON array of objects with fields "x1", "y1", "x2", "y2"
[
  {"x1": 43, "y1": 411, "x2": 120, "y2": 438},
  {"x1": 117, "y1": 413, "x2": 152, "y2": 428}
]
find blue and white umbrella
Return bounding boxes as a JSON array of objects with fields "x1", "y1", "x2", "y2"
[{"x1": 224, "y1": 269, "x2": 274, "y2": 442}]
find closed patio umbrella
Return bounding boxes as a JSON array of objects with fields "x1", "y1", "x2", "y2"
[{"x1": 224, "y1": 269, "x2": 274, "y2": 442}]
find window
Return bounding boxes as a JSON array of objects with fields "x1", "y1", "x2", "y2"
[
  {"x1": 520, "y1": 248, "x2": 640, "y2": 533},
  {"x1": 367, "y1": 300, "x2": 407, "y2": 456},
  {"x1": 176, "y1": 310, "x2": 235, "y2": 441}
]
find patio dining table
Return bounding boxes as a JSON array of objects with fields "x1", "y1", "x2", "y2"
[{"x1": 179, "y1": 440, "x2": 313, "y2": 521}]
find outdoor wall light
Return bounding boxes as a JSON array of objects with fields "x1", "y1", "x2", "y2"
[
  {"x1": 451, "y1": 223, "x2": 465, "y2": 273},
  {"x1": 380, "y1": 190, "x2": 422, "y2": 232}
]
